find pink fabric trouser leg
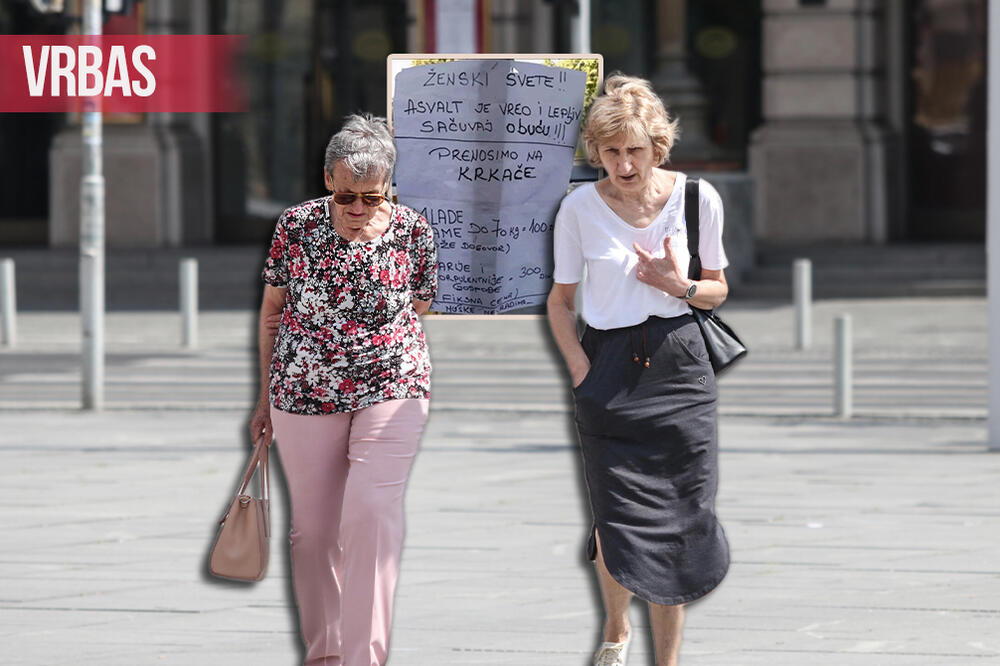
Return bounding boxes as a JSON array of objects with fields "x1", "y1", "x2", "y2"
[{"x1": 271, "y1": 398, "x2": 429, "y2": 666}]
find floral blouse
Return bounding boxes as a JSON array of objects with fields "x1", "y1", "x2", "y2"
[{"x1": 262, "y1": 197, "x2": 437, "y2": 414}]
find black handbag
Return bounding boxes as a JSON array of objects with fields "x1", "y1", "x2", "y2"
[{"x1": 684, "y1": 177, "x2": 747, "y2": 374}]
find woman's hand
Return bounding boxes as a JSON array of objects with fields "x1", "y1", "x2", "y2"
[
  {"x1": 633, "y1": 238, "x2": 690, "y2": 298},
  {"x1": 413, "y1": 298, "x2": 432, "y2": 315},
  {"x1": 634, "y1": 240, "x2": 729, "y2": 308},
  {"x1": 249, "y1": 396, "x2": 273, "y2": 447},
  {"x1": 571, "y1": 361, "x2": 592, "y2": 389}
]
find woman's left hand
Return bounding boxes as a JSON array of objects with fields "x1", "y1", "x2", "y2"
[
  {"x1": 413, "y1": 298, "x2": 432, "y2": 316},
  {"x1": 633, "y1": 238, "x2": 689, "y2": 298}
]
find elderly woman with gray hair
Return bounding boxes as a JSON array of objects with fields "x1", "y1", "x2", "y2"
[{"x1": 249, "y1": 114, "x2": 437, "y2": 666}]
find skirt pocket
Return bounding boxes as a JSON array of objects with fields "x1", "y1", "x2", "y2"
[
  {"x1": 572, "y1": 364, "x2": 599, "y2": 395},
  {"x1": 669, "y1": 322, "x2": 712, "y2": 366}
]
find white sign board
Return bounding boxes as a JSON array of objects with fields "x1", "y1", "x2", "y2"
[{"x1": 392, "y1": 58, "x2": 588, "y2": 314}]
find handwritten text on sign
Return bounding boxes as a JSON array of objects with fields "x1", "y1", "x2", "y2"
[{"x1": 393, "y1": 60, "x2": 585, "y2": 314}]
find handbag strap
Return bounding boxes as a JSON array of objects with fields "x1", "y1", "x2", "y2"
[
  {"x1": 235, "y1": 437, "x2": 270, "y2": 501},
  {"x1": 684, "y1": 176, "x2": 701, "y2": 282},
  {"x1": 220, "y1": 438, "x2": 269, "y2": 524}
]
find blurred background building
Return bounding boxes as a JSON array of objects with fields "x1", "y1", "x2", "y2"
[{"x1": 0, "y1": 0, "x2": 987, "y2": 271}]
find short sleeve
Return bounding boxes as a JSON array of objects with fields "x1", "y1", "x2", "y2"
[
  {"x1": 552, "y1": 195, "x2": 585, "y2": 284},
  {"x1": 409, "y1": 212, "x2": 438, "y2": 301},
  {"x1": 262, "y1": 210, "x2": 290, "y2": 287},
  {"x1": 697, "y1": 179, "x2": 729, "y2": 271}
]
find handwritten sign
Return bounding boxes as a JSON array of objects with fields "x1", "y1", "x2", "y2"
[{"x1": 393, "y1": 59, "x2": 586, "y2": 314}]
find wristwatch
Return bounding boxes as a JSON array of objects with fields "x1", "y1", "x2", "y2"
[{"x1": 683, "y1": 282, "x2": 697, "y2": 300}]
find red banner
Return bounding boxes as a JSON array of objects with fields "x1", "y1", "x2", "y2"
[{"x1": 0, "y1": 35, "x2": 247, "y2": 113}]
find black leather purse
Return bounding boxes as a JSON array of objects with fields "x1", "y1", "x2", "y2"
[{"x1": 684, "y1": 178, "x2": 747, "y2": 374}]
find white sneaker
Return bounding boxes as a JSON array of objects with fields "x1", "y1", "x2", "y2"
[{"x1": 593, "y1": 638, "x2": 630, "y2": 666}]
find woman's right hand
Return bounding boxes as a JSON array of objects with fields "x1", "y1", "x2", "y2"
[
  {"x1": 571, "y1": 361, "x2": 591, "y2": 389},
  {"x1": 249, "y1": 396, "x2": 273, "y2": 446}
]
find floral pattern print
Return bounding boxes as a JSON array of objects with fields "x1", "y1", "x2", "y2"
[{"x1": 262, "y1": 197, "x2": 437, "y2": 414}]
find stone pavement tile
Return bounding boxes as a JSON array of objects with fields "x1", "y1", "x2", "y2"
[
  {"x1": 2, "y1": 410, "x2": 999, "y2": 664},
  {"x1": 707, "y1": 420, "x2": 999, "y2": 664}
]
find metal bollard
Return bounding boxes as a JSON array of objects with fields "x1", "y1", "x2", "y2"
[
  {"x1": 1, "y1": 258, "x2": 15, "y2": 346},
  {"x1": 834, "y1": 314, "x2": 852, "y2": 418},
  {"x1": 793, "y1": 258, "x2": 812, "y2": 350},
  {"x1": 180, "y1": 258, "x2": 198, "y2": 348}
]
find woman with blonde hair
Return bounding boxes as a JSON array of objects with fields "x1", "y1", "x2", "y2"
[{"x1": 547, "y1": 75, "x2": 730, "y2": 666}]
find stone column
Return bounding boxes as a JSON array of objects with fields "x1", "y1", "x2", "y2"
[
  {"x1": 143, "y1": 0, "x2": 211, "y2": 246},
  {"x1": 749, "y1": 0, "x2": 888, "y2": 242},
  {"x1": 649, "y1": 0, "x2": 714, "y2": 162},
  {"x1": 48, "y1": 0, "x2": 211, "y2": 247},
  {"x1": 489, "y1": 0, "x2": 534, "y2": 53}
]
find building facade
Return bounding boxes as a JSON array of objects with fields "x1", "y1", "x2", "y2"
[{"x1": 0, "y1": 0, "x2": 986, "y2": 252}]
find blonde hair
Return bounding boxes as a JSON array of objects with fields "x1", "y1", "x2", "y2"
[{"x1": 583, "y1": 74, "x2": 679, "y2": 167}]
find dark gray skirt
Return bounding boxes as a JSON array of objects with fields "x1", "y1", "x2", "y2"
[{"x1": 573, "y1": 314, "x2": 729, "y2": 606}]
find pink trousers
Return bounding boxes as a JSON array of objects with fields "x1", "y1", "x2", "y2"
[{"x1": 271, "y1": 399, "x2": 429, "y2": 666}]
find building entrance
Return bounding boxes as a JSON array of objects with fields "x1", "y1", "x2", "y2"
[{"x1": 907, "y1": 0, "x2": 986, "y2": 240}]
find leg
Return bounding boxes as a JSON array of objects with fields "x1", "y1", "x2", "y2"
[
  {"x1": 339, "y1": 399, "x2": 429, "y2": 666},
  {"x1": 271, "y1": 407, "x2": 353, "y2": 666},
  {"x1": 595, "y1": 531, "x2": 632, "y2": 643},
  {"x1": 648, "y1": 602, "x2": 685, "y2": 666}
]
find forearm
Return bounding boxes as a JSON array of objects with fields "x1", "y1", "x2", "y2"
[
  {"x1": 256, "y1": 286, "x2": 287, "y2": 405},
  {"x1": 257, "y1": 314, "x2": 277, "y2": 404},
  {"x1": 686, "y1": 278, "x2": 728, "y2": 310},
  {"x1": 546, "y1": 297, "x2": 589, "y2": 378}
]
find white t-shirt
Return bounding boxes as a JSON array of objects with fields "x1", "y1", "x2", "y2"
[{"x1": 552, "y1": 172, "x2": 728, "y2": 330}]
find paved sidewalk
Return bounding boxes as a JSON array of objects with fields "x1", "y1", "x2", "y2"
[
  {"x1": 1, "y1": 298, "x2": 998, "y2": 664},
  {"x1": 2, "y1": 411, "x2": 997, "y2": 665}
]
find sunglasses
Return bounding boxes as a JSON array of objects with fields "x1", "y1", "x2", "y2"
[{"x1": 331, "y1": 191, "x2": 388, "y2": 207}]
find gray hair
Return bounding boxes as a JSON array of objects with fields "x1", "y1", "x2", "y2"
[{"x1": 323, "y1": 114, "x2": 396, "y2": 182}]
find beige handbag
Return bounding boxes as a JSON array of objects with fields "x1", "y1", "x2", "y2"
[{"x1": 209, "y1": 437, "x2": 271, "y2": 582}]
